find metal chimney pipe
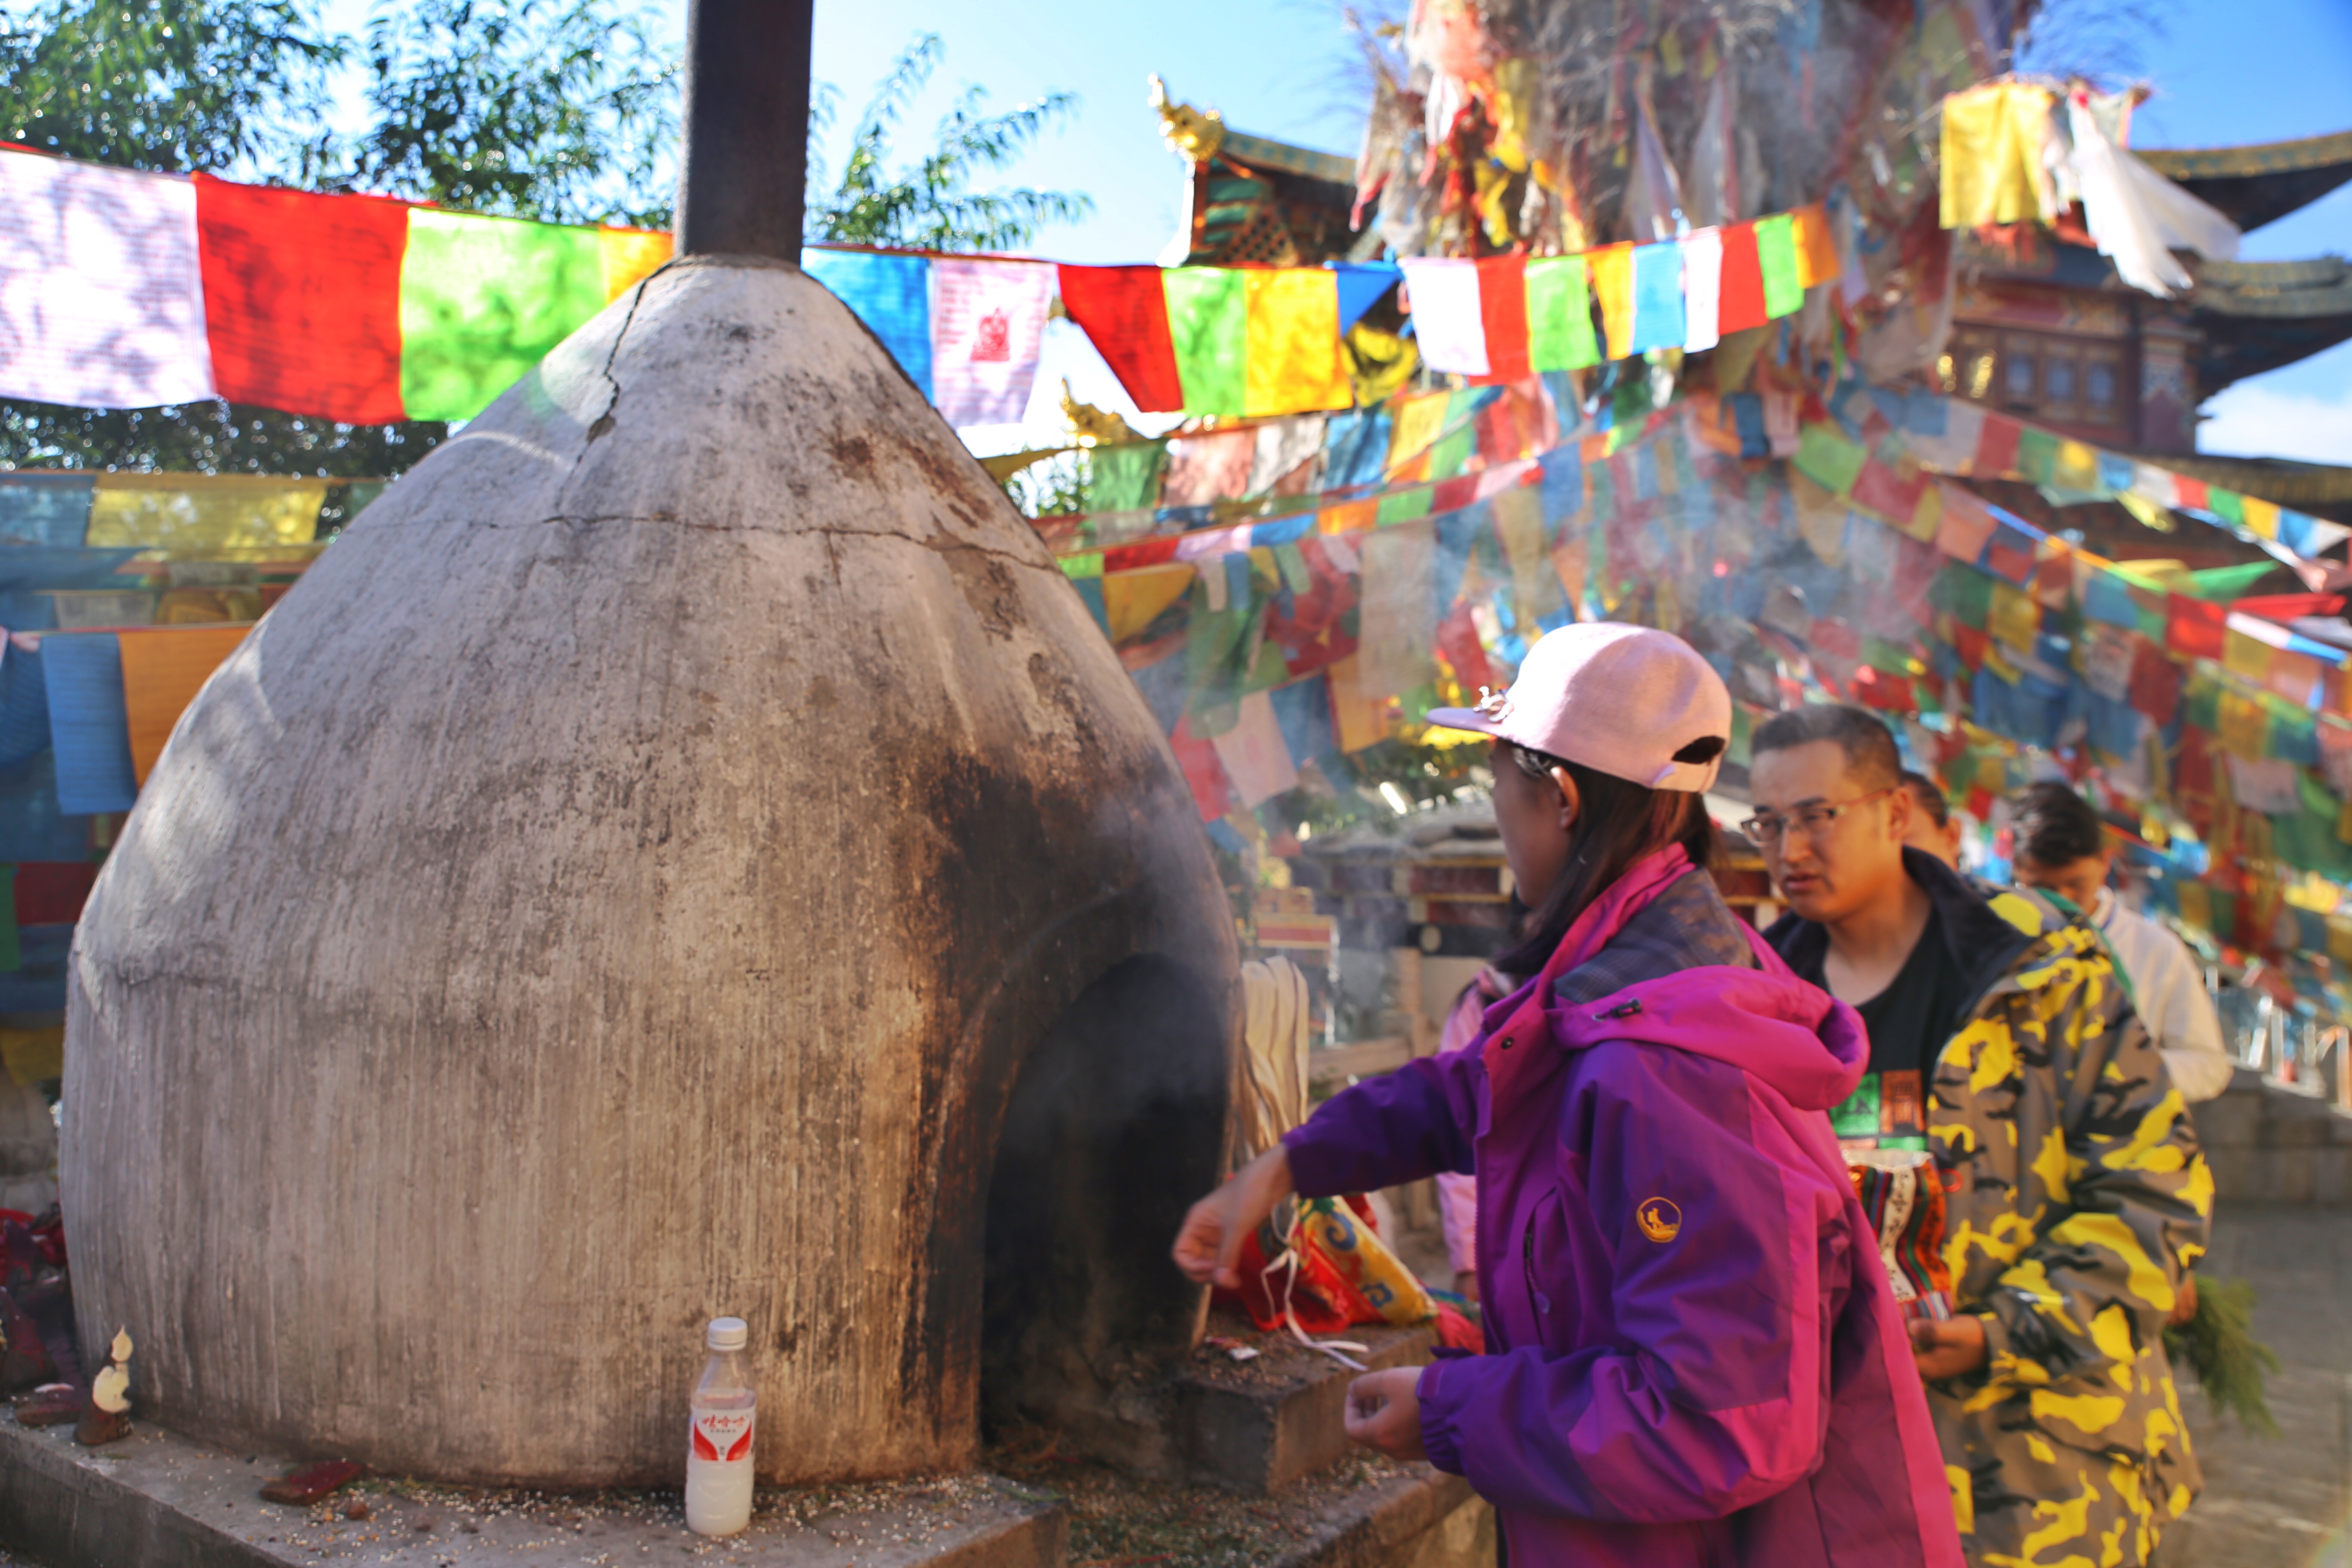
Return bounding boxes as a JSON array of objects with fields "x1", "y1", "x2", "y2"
[{"x1": 675, "y1": 0, "x2": 815, "y2": 263}]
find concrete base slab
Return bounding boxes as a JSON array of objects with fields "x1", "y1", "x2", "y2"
[
  {"x1": 1170, "y1": 1310, "x2": 1436, "y2": 1494},
  {"x1": 0, "y1": 1416, "x2": 1065, "y2": 1568}
]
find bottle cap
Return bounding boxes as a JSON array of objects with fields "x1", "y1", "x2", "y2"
[{"x1": 706, "y1": 1316, "x2": 747, "y2": 1352}]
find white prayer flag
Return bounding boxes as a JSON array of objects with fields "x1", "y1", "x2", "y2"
[
  {"x1": 928, "y1": 257, "x2": 1053, "y2": 426},
  {"x1": 0, "y1": 152, "x2": 216, "y2": 409}
]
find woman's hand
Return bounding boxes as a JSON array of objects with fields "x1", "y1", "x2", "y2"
[
  {"x1": 1171, "y1": 1146, "x2": 1295, "y2": 1290},
  {"x1": 1909, "y1": 1314, "x2": 1989, "y2": 1381},
  {"x1": 1343, "y1": 1366, "x2": 1427, "y2": 1461}
]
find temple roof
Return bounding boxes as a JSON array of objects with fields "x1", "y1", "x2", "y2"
[
  {"x1": 2190, "y1": 257, "x2": 2352, "y2": 393},
  {"x1": 2138, "y1": 129, "x2": 2352, "y2": 231}
]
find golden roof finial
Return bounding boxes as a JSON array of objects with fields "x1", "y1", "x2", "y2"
[
  {"x1": 1060, "y1": 379, "x2": 1140, "y2": 448},
  {"x1": 1148, "y1": 74, "x2": 1225, "y2": 163}
]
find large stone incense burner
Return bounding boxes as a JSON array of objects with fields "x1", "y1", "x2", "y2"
[{"x1": 58, "y1": 252, "x2": 1239, "y2": 1486}]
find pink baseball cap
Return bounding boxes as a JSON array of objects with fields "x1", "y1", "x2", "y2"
[{"x1": 1426, "y1": 623, "x2": 1732, "y2": 793}]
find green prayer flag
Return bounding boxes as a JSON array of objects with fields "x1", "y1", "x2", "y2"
[
  {"x1": 1162, "y1": 268, "x2": 1247, "y2": 417},
  {"x1": 1377, "y1": 487, "x2": 1435, "y2": 524},
  {"x1": 1930, "y1": 565, "x2": 1995, "y2": 629},
  {"x1": 400, "y1": 209, "x2": 608, "y2": 423},
  {"x1": 1795, "y1": 423, "x2": 1868, "y2": 496},
  {"x1": 1755, "y1": 214, "x2": 1803, "y2": 318},
  {"x1": 1427, "y1": 426, "x2": 1476, "y2": 482},
  {"x1": 2014, "y1": 426, "x2": 2059, "y2": 485},
  {"x1": 0, "y1": 867, "x2": 18, "y2": 975},
  {"x1": 1526, "y1": 256, "x2": 1601, "y2": 371},
  {"x1": 1086, "y1": 441, "x2": 1167, "y2": 513},
  {"x1": 2208, "y1": 489, "x2": 2247, "y2": 526}
]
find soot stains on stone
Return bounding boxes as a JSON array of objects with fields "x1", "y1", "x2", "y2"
[
  {"x1": 931, "y1": 545, "x2": 1024, "y2": 640},
  {"x1": 827, "y1": 432, "x2": 876, "y2": 479}
]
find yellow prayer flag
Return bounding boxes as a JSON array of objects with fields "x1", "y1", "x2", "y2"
[
  {"x1": 599, "y1": 227, "x2": 673, "y2": 300},
  {"x1": 88, "y1": 475, "x2": 327, "y2": 551},
  {"x1": 2222, "y1": 628, "x2": 2276, "y2": 686},
  {"x1": 1588, "y1": 243, "x2": 1635, "y2": 360},
  {"x1": 2217, "y1": 687, "x2": 2269, "y2": 759},
  {"x1": 2240, "y1": 496, "x2": 2282, "y2": 540},
  {"x1": 118, "y1": 625, "x2": 251, "y2": 784},
  {"x1": 1318, "y1": 498, "x2": 1378, "y2": 535},
  {"x1": 2328, "y1": 913, "x2": 2352, "y2": 963},
  {"x1": 1938, "y1": 81, "x2": 2058, "y2": 228},
  {"x1": 1103, "y1": 565, "x2": 1195, "y2": 646},
  {"x1": 1243, "y1": 269, "x2": 1350, "y2": 418},
  {"x1": 2055, "y1": 440, "x2": 2099, "y2": 493},
  {"x1": 1904, "y1": 478, "x2": 1943, "y2": 543},
  {"x1": 1788, "y1": 471, "x2": 1848, "y2": 567},
  {"x1": 1326, "y1": 655, "x2": 1393, "y2": 753},
  {"x1": 2176, "y1": 880, "x2": 2211, "y2": 933},
  {"x1": 0, "y1": 1024, "x2": 61, "y2": 1087},
  {"x1": 1385, "y1": 392, "x2": 1450, "y2": 475},
  {"x1": 1989, "y1": 582, "x2": 2040, "y2": 652}
]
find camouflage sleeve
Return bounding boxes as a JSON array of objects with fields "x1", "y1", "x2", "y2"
[{"x1": 1973, "y1": 935, "x2": 2212, "y2": 1387}]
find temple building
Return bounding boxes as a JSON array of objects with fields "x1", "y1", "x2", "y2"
[{"x1": 1943, "y1": 127, "x2": 2352, "y2": 520}]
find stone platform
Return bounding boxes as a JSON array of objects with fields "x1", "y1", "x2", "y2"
[
  {"x1": 0, "y1": 1415, "x2": 1065, "y2": 1568},
  {"x1": 1168, "y1": 1309, "x2": 1435, "y2": 1494}
]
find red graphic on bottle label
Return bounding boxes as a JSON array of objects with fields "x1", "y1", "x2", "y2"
[
  {"x1": 691, "y1": 1409, "x2": 754, "y2": 1465},
  {"x1": 971, "y1": 308, "x2": 1011, "y2": 362}
]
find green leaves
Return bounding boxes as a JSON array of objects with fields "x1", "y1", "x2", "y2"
[
  {"x1": 807, "y1": 32, "x2": 1091, "y2": 254},
  {"x1": 0, "y1": 0, "x2": 340, "y2": 174},
  {"x1": 337, "y1": 0, "x2": 679, "y2": 229}
]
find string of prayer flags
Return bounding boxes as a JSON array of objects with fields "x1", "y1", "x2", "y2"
[{"x1": 195, "y1": 169, "x2": 668, "y2": 425}]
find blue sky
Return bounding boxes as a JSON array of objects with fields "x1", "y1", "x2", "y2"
[{"x1": 312, "y1": 0, "x2": 2352, "y2": 461}]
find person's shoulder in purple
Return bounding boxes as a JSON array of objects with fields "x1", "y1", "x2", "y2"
[{"x1": 1174, "y1": 625, "x2": 1961, "y2": 1568}]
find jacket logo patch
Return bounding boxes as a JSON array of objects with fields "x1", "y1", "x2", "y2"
[{"x1": 1636, "y1": 1197, "x2": 1681, "y2": 1243}]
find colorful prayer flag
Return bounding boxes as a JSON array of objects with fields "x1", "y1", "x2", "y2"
[
  {"x1": 799, "y1": 248, "x2": 934, "y2": 403},
  {"x1": 1057, "y1": 264, "x2": 1183, "y2": 413},
  {"x1": 1398, "y1": 258, "x2": 1487, "y2": 375},
  {"x1": 118, "y1": 625, "x2": 249, "y2": 785}
]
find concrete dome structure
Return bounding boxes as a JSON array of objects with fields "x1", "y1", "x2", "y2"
[{"x1": 60, "y1": 256, "x2": 1238, "y2": 1486}]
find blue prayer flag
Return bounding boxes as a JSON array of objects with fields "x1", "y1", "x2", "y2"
[
  {"x1": 41, "y1": 632, "x2": 138, "y2": 815},
  {"x1": 1329, "y1": 263, "x2": 1404, "y2": 335},
  {"x1": 1628, "y1": 242, "x2": 1686, "y2": 355},
  {"x1": 802, "y1": 250, "x2": 934, "y2": 398}
]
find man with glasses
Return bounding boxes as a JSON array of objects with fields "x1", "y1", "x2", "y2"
[{"x1": 1746, "y1": 705, "x2": 2208, "y2": 1568}]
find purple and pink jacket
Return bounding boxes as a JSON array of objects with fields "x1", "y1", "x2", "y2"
[{"x1": 1283, "y1": 847, "x2": 1963, "y2": 1568}]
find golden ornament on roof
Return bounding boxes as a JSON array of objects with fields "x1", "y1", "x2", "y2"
[{"x1": 1148, "y1": 74, "x2": 1225, "y2": 163}]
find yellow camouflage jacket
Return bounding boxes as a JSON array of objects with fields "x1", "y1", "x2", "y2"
[{"x1": 1773, "y1": 851, "x2": 2211, "y2": 1568}]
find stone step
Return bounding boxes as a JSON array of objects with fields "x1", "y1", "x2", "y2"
[
  {"x1": 0, "y1": 1415, "x2": 1063, "y2": 1568},
  {"x1": 1167, "y1": 1308, "x2": 1438, "y2": 1494}
]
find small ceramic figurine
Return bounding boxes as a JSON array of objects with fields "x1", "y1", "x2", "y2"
[{"x1": 75, "y1": 1328, "x2": 130, "y2": 1446}]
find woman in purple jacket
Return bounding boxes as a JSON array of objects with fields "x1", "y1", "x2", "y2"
[{"x1": 1173, "y1": 624, "x2": 1961, "y2": 1568}]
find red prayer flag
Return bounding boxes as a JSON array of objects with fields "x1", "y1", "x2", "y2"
[
  {"x1": 13, "y1": 863, "x2": 95, "y2": 926},
  {"x1": 1472, "y1": 255, "x2": 1530, "y2": 383},
  {"x1": 1716, "y1": 221, "x2": 1768, "y2": 334},
  {"x1": 1973, "y1": 413, "x2": 2023, "y2": 478},
  {"x1": 2165, "y1": 593, "x2": 2227, "y2": 662},
  {"x1": 1169, "y1": 716, "x2": 1234, "y2": 821},
  {"x1": 193, "y1": 174, "x2": 409, "y2": 424},
  {"x1": 1434, "y1": 600, "x2": 1494, "y2": 692},
  {"x1": 2171, "y1": 475, "x2": 2209, "y2": 511},
  {"x1": 2128, "y1": 640, "x2": 2182, "y2": 726},
  {"x1": 1057, "y1": 264, "x2": 1182, "y2": 413}
]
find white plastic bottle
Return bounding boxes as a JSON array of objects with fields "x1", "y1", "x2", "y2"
[{"x1": 684, "y1": 1316, "x2": 755, "y2": 1536}]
